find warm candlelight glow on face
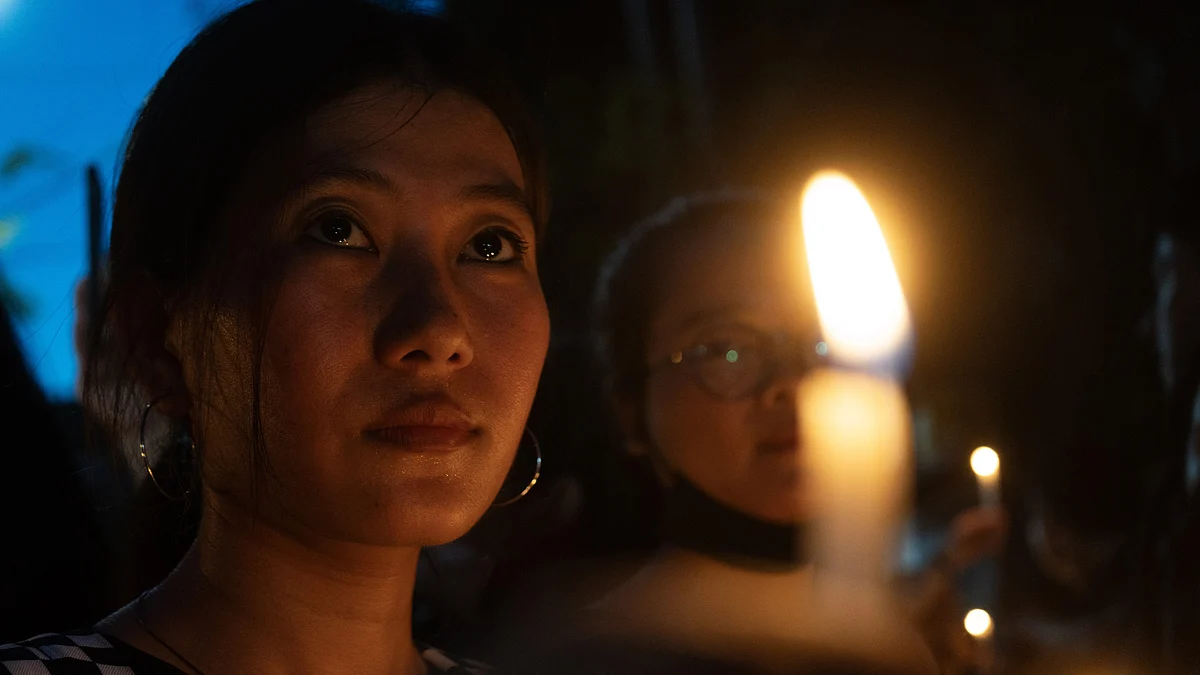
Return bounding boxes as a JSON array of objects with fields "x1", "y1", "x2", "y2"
[
  {"x1": 964, "y1": 609, "x2": 993, "y2": 638},
  {"x1": 801, "y1": 171, "x2": 910, "y2": 365},
  {"x1": 971, "y1": 446, "x2": 1000, "y2": 478}
]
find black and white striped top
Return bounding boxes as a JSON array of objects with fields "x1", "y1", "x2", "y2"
[{"x1": 0, "y1": 631, "x2": 488, "y2": 674}]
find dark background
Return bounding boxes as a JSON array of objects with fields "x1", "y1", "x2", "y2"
[
  {"x1": 433, "y1": 0, "x2": 1188, "y2": 552},
  {"x1": 433, "y1": 7, "x2": 1196, "y2": 667}
]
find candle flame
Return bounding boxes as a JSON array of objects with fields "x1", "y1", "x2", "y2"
[
  {"x1": 971, "y1": 446, "x2": 1000, "y2": 478},
  {"x1": 964, "y1": 608, "x2": 993, "y2": 638},
  {"x1": 801, "y1": 172, "x2": 910, "y2": 366}
]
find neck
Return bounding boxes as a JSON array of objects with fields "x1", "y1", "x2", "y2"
[
  {"x1": 661, "y1": 475, "x2": 807, "y2": 570},
  {"x1": 594, "y1": 542, "x2": 814, "y2": 629},
  {"x1": 144, "y1": 493, "x2": 424, "y2": 675},
  {"x1": 647, "y1": 543, "x2": 808, "y2": 578}
]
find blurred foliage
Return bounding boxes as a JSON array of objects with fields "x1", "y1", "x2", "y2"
[
  {"x1": 0, "y1": 147, "x2": 34, "y2": 180},
  {"x1": 0, "y1": 145, "x2": 31, "y2": 321},
  {"x1": 0, "y1": 217, "x2": 16, "y2": 249},
  {"x1": 0, "y1": 272, "x2": 31, "y2": 321}
]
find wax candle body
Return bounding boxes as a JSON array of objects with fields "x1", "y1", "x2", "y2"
[{"x1": 799, "y1": 368, "x2": 911, "y2": 584}]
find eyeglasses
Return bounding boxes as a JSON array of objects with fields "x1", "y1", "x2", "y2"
[{"x1": 651, "y1": 326, "x2": 827, "y2": 400}]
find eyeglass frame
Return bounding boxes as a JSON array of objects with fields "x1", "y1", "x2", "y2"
[{"x1": 648, "y1": 328, "x2": 829, "y2": 400}]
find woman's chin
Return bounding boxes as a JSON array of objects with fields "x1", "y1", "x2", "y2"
[
  {"x1": 746, "y1": 496, "x2": 810, "y2": 527},
  {"x1": 317, "y1": 496, "x2": 491, "y2": 549},
  {"x1": 390, "y1": 507, "x2": 489, "y2": 548}
]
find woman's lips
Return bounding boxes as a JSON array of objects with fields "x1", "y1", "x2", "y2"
[
  {"x1": 363, "y1": 398, "x2": 478, "y2": 451},
  {"x1": 364, "y1": 424, "x2": 475, "y2": 449},
  {"x1": 757, "y1": 436, "x2": 799, "y2": 454}
]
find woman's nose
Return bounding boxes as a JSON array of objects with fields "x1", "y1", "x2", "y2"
[
  {"x1": 759, "y1": 372, "x2": 802, "y2": 408},
  {"x1": 374, "y1": 272, "x2": 475, "y2": 376},
  {"x1": 758, "y1": 343, "x2": 820, "y2": 407}
]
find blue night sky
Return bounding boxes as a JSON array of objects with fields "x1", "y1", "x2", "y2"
[
  {"x1": 0, "y1": 0, "x2": 253, "y2": 399},
  {"x1": 0, "y1": 0, "x2": 442, "y2": 400}
]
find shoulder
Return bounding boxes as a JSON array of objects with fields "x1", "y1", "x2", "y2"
[{"x1": 0, "y1": 631, "x2": 175, "y2": 675}]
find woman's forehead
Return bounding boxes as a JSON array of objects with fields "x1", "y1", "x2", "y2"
[
  {"x1": 210, "y1": 83, "x2": 534, "y2": 265},
  {"x1": 650, "y1": 227, "x2": 815, "y2": 342},
  {"x1": 302, "y1": 83, "x2": 524, "y2": 191}
]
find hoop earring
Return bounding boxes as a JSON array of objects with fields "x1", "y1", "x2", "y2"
[
  {"x1": 493, "y1": 428, "x2": 542, "y2": 507},
  {"x1": 139, "y1": 395, "x2": 194, "y2": 501}
]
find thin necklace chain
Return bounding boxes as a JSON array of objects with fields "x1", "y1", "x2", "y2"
[{"x1": 135, "y1": 591, "x2": 207, "y2": 675}]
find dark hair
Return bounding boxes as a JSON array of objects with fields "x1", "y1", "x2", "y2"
[
  {"x1": 1164, "y1": 163, "x2": 1200, "y2": 250},
  {"x1": 86, "y1": 0, "x2": 548, "y2": 492},
  {"x1": 590, "y1": 190, "x2": 784, "y2": 426}
]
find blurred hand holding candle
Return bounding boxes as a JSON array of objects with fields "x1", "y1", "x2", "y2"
[{"x1": 971, "y1": 446, "x2": 1001, "y2": 507}]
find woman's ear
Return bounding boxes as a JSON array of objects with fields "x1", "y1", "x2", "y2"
[
  {"x1": 156, "y1": 311, "x2": 193, "y2": 418},
  {"x1": 615, "y1": 398, "x2": 651, "y2": 457},
  {"x1": 616, "y1": 398, "x2": 675, "y2": 485},
  {"x1": 113, "y1": 279, "x2": 192, "y2": 419}
]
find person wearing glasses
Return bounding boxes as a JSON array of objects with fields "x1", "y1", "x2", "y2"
[{"x1": 585, "y1": 191, "x2": 1004, "y2": 674}]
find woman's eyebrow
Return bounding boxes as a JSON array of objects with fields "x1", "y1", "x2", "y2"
[
  {"x1": 288, "y1": 168, "x2": 532, "y2": 221},
  {"x1": 671, "y1": 306, "x2": 748, "y2": 334},
  {"x1": 299, "y1": 164, "x2": 394, "y2": 192},
  {"x1": 669, "y1": 302, "x2": 788, "y2": 336},
  {"x1": 459, "y1": 179, "x2": 534, "y2": 221}
]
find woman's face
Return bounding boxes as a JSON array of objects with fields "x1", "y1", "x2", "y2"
[
  {"x1": 641, "y1": 223, "x2": 818, "y2": 524},
  {"x1": 176, "y1": 83, "x2": 549, "y2": 547}
]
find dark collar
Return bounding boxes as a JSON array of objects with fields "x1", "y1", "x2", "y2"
[{"x1": 661, "y1": 474, "x2": 807, "y2": 570}]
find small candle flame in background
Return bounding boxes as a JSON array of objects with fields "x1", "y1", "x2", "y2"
[
  {"x1": 965, "y1": 608, "x2": 997, "y2": 675},
  {"x1": 971, "y1": 445, "x2": 1001, "y2": 506},
  {"x1": 964, "y1": 608, "x2": 994, "y2": 638},
  {"x1": 802, "y1": 171, "x2": 910, "y2": 368},
  {"x1": 970, "y1": 446, "x2": 999, "y2": 477}
]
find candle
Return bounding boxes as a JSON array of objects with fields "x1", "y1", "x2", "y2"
[
  {"x1": 798, "y1": 171, "x2": 912, "y2": 584},
  {"x1": 800, "y1": 370, "x2": 909, "y2": 581},
  {"x1": 970, "y1": 446, "x2": 1001, "y2": 507},
  {"x1": 795, "y1": 172, "x2": 942, "y2": 675},
  {"x1": 964, "y1": 608, "x2": 995, "y2": 672}
]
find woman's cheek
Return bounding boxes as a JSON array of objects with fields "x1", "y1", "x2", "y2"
[
  {"x1": 646, "y1": 383, "x2": 713, "y2": 466},
  {"x1": 270, "y1": 266, "x2": 376, "y2": 399},
  {"x1": 468, "y1": 275, "x2": 549, "y2": 376}
]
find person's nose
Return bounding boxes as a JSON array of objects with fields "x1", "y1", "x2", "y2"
[
  {"x1": 758, "y1": 346, "x2": 819, "y2": 407},
  {"x1": 759, "y1": 371, "x2": 802, "y2": 408},
  {"x1": 374, "y1": 263, "x2": 474, "y2": 376}
]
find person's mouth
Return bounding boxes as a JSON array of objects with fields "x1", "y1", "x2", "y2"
[
  {"x1": 757, "y1": 434, "x2": 799, "y2": 454},
  {"x1": 363, "y1": 394, "x2": 479, "y2": 451}
]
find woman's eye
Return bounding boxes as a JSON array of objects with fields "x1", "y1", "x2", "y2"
[
  {"x1": 690, "y1": 336, "x2": 765, "y2": 364},
  {"x1": 694, "y1": 331, "x2": 756, "y2": 354},
  {"x1": 460, "y1": 227, "x2": 529, "y2": 264},
  {"x1": 305, "y1": 212, "x2": 374, "y2": 251},
  {"x1": 706, "y1": 341, "x2": 746, "y2": 360}
]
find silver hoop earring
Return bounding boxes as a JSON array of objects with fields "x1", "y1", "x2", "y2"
[
  {"x1": 139, "y1": 395, "x2": 194, "y2": 501},
  {"x1": 493, "y1": 428, "x2": 542, "y2": 507}
]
